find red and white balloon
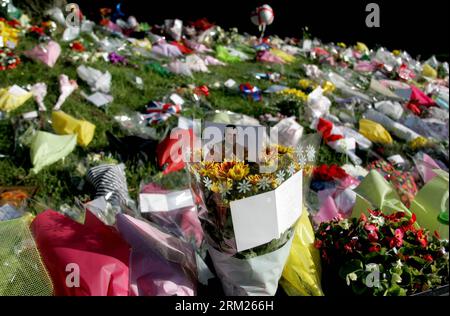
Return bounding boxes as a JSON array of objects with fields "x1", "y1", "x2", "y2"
[{"x1": 251, "y1": 4, "x2": 275, "y2": 28}]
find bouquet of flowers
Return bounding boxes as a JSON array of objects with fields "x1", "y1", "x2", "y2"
[
  {"x1": 188, "y1": 135, "x2": 319, "y2": 295},
  {"x1": 315, "y1": 209, "x2": 449, "y2": 296},
  {"x1": 0, "y1": 48, "x2": 20, "y2": 71}
]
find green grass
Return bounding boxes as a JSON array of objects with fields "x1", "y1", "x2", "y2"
[{"x1": 0, "y1": 33, "x2": 345, "y2": 213}]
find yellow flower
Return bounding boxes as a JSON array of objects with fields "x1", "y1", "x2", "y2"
[
  {"x1": 246, "y1": 174, "x2": 261, "y2": 185},
  {"x1": 322, "y1": 81, "x2": 336, "y2": 94},
  {"x1": 276, "y1": 145, "x2": 294, "y2": 155},
  {"x1": 355, "y1": 42, "x2": 369, "y2": 54},
  {"x1": 409, "y1": 137, "x2": 429, "y2": 150},
  {"x1": 392, "y1": 50, "x2": 401, "y2": 56},
  {"x1": 215, "y1": 160, "x2": 237, "y2": 180},
  {"x1": 199, "y1": 161, "x2": 218, "y2": 179},
  {"x1": 337, "y1": 42, "x2": 347, "y2": 48},
  {"x1": 298, "y1": 79, "x2": 312, "y2": 90},
  {"x1": 278, "y1": 89, "x2": 307, "y2": 102},
  {"x1": 303, "y1": 164, "x2": 314, "y2": 176},
  {"x1": 228, "y1": 163, "x2": 250, "y2": 181},
  {"x1": 210, "y1": 182, "x2": 221, "y2": 193}
]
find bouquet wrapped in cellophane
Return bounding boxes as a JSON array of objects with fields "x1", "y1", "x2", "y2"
[{"x1": 187, "y1": 130, "x2": 320, "y2": 295}]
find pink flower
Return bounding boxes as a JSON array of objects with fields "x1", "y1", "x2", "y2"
[
  {"x1": 365, "y1": 223, "x2": 378, "y2": 233},
  {"x1": 368, "y1": 232, "x2": 379, "y2": 242}
]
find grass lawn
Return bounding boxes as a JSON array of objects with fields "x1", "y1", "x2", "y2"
[{"x1": 0, "y1": 33, "x2": 366, "y2": 213}]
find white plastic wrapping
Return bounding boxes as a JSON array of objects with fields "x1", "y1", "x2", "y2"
[{"x1": 364, "y1": 109, "x2": 421, "y2": 142}]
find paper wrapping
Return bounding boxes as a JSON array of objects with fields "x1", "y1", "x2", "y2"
[{"x1": 208, "y1": 236, "x2": 293, "y2": 296}]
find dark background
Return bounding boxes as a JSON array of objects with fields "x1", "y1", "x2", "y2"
[{"x1": 66, "y1": 0, "x2": 450, "y2": 60}]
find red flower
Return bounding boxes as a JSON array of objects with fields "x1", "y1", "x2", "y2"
[
  {"x1": 7, "y1": 19, "x2": 21, "y2": 28},
  {"x1": 416, "y1": 229, "x2": 428, "y2": 248},
  {"x1": 368, "y1": 209, "x2": 382, "y2": 217},
  {"x1": 434, "y1": 231, "x2": 441, "y2": 239},
  {"x1": 368, "y1": 232, "x2": 379, "y2": 242},
  {"x1": 314, "y1": 240, "x2": 323, "y2": 249},
  {"x1": 389, "y1": 229, "x2": 404, "y2": 248},
  {"x1": 194, "y1": 85, "x2": 210, "y2": 97},
  {"x1": 29, "y1": 25, "x2": 45, "y2": 36},
  {"x1": 313, "y1": 164, "x2": 348, "y2": 181},
  {"x1": 409, "y1": 213, "x2": 417, "y2": 225},
  {"x1": 100, "y1": 18, "x2": 110, "y2": 26},
  {"x1": 70, "y1": 41, "x2": 85, "y2": 52},
  {"x1": 423, "y1": 254, "x2": 433, "y2": 262},
  {"x1": 369, "y1": 243, "x2": 381, "y2": 253},
  {"x1": 359, "y1": 213, "x2": 367, "y2": 222},
  {"x1": 344, "y1": 243, "x2": 353, "y2": 253}
]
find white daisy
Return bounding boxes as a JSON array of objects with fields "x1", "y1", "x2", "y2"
[
  {"x1": 203, "y1": 177, "x2": 213, "y2": 190},
  {"x1": 295, "y1": 145, "x2": 304, "y2": 157},
  {"x1": 306, "y1": 145, "x2": 316, "y2": 162},
  {"x1": 287, "y1": 163, "x2": 296, "y2": 176},
  {"x1": 237, "y1": 180, "x2": 252, "y2": 194},
  {"x1": 298, "y1": 153, "x2": 307, "y2": 166},
  {"x1": 276, "y1": 170, "x2": 286, "y2": 185},
  {"x1": 219, "y1": 182, "x2": 231, "y2": 196},
  {"x1": 257, "y1": 176, "x2": 271, "y2": 191}
]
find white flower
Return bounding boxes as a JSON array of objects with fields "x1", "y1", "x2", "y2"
[
  {"x1": 298, "y1": 153, "x2": 307, "y2": 166},
  {"x1": 287, "y1": 163, "x2": 296, "y2": 176},
  {"x1": 370, "y1": 215, "x2": 385, "y2": 226},
  {"x1": 203, "y1": 177, "x2": 213, "y2": 190},
  {"x1": 306, "y1": 145, "x2": 316, "y2": 162},
  {"x1": 237, "y1": 180, "x2": 252, "y2": 194},
  {"x1": 295, "y1": 145, "x2": 304, "y2": 157},
  {"x1": 346, "y1": 272, "x2": 358, "y2": 286},
  {"x1": 257, "y1": 176, "x2": 271, "y2": 191},
  {"x1": 276, "y1": 170, "x2": 286, "y2": 185},
  {"x1": 219, "y1": 182, "x2": 231, "y2": 195},
  {"x1": 392, "y1": 260, "x2": 403, "y2": 270}
]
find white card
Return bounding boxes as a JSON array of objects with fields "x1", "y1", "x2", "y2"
[
  {"x1": 140, "y1": 189, "x2": 194, "y2": 213},
  {"x1": 169, "y1": 93, "x2": 185, "y2": 105},
  {"x1": 302, "y1": 39, "x2": 312, "y2": 51},
  {"x1": 230, "y1": 171, "x2": 303, "y2": 252},
  {"x1": 84, "y1": 92, "x2": 113, "y2": 107},
  {"x1": 388, "y1": 155, "x2": 406, "y2": 166},
  {"x1": 22, "y1": 111, "x2": 38, "y2": 119},
  {"x1": 224, "y1": 79, "x2": 236, "y2": 88}
]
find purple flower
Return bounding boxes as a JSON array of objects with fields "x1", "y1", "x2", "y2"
[{"x1": 108, "y1": 52, "x2": 127, "y2": 65}]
